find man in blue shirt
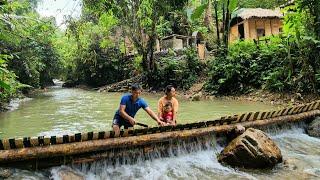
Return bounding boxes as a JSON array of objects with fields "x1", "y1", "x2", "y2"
[{"x1": 112, "y1": 84, "x2": 166, "y2": 136}]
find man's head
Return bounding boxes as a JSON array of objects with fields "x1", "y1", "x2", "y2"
[
  {"x1": 131, "y1": 84, "x2": 142, "y2": 99},
  {"x1": 165, "y1": 85, "x2": 176, "y2": 97}
]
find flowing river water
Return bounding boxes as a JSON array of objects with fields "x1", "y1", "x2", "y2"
[{"x1": 0, "y1": 83, "x2": 319, "y2": 179}]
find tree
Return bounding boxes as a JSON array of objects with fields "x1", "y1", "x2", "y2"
[
  {"x1": 83, "y1": 0, "x2": 188, "y2": 73},
  {"x1": 0, "y1": 0, "x2": 62, "y2": 88},
  {"x1": 296, "y1": 0, "x2": 320, "y2": 39},
  {"x1": 191, "y1": 0, "x2": 238, "y2": 49}
]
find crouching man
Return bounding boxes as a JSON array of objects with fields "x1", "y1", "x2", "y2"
[{"x1": 112, "y1": 84, "x2": 166, "y2": 137}]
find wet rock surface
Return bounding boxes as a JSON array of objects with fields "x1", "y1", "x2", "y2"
[
  {"x1": 307, "y1": 117, "x2": 320, "y2": 137},
  {"x1": 0, "y1": 168, "x2": 12, "y2": 178},
  {"x1": 218, "y1": 128, "x2": 282, "y2": 168},
  {"x1": 53, "y1": 167, "x2": 85, "y2": 180},
  {"x1": 226, "y1": 125, "x2": 246, "y2": 142}
]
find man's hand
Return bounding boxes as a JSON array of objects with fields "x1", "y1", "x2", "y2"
[
  {"x1": 144, "y1": 107, "x2": 166, "y2": 126},
  {"x1": 157, "y1": 119, "x2": 166, "y2": 126},
  {"x1": 129, "y1": 118, "x2": 136, "y2": 126}
]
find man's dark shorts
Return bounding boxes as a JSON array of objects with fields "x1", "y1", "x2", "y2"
[{"x1": 112, "y1": 114, "x2": 133, "y2": 129}]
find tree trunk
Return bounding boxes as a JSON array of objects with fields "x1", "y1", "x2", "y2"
[
  {"x1": 315, "y1": 14, "x2": 320, "y2": 39},
  {"x1": 222, "y1": 3, "x2": 225, "y2": 36},
  {"x1": 204, "y1": 0, "x2": 213, "y2": 31},
  {"x1": 214, "y1": 0, "x2": 220, "y2": 46},
  {"x1": 147, "y1": 18, "x2": 157, "y2": 72},
  {"x1": 223, "y1": 0, "x2": 230, "y2": 49},
  {"x1": 142, "y1": 51, "x2": 149, "y2": 71}
]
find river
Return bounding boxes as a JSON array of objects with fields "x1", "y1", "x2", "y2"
[{"x1": 0, "y1": 84, "x2": 319, "y2": 179}]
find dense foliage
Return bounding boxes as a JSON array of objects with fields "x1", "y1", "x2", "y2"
[
  {"x1": 238, "y1": 0, "x2": 287, "y2": 9},
  {"x1": 56, "y1": 12, "x2": 135, "y2": 87},
  {"x1": 205, "y1": 36, "x2": 320, "y2": 94},
  {"x1": 205, "y1": 1, "x2": 320, "y2": 95},
  {"x1": 0, "y1": 1, "x2": 61, "y2": 106},
  {"x1": 149, "y1": 48, "x2": 204, "y2": 90}
]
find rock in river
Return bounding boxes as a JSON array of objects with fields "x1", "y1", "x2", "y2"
[
  {"x1": 307, "y1": 117, "x2": 320, "y2": 138},
  {"x1": 218, "y1": 128, "x2": 282, "y2": 168}
]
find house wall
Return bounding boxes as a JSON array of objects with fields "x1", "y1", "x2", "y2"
[
  {"x1": 247, "y1": 18, "x2": 282, "y2": 39},
  {"x1": 162, "y1": 38, "x2": 184, "y2": 50},
  {"x1": 162, "y1": 39, "x2": 173, "y2": 50},
  {"x1": 244, "y1": 20, "x2": 250, "y2": 39},
  {"x1": 173, "y1": 39, "x2": 184, "y2": 50},
  {"x1": 229, "y1": 18, "x2": 283, "y2": 43},
  {"x1": 229, "y1": 25, "x2": 239, "y2": 42}
]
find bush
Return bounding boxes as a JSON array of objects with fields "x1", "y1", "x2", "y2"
[
  {"x1": 148, "y1": 48, "x2": 204, "y2": 90},
  {"x1": 66, "y1": 43, "x2": 134, "y2": 87},
  {"x1": 0, "y1": 54, "x2": 21, "y2": 103},
  {"x1": 205, "y1": 36, "x2": 320, "y2": 95}
]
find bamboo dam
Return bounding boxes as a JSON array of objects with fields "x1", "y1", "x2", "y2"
[{"x1": 0, "y1": 86, "x2": 319, "y2": 179}]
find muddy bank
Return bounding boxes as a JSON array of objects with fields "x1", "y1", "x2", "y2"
[
  {"x1": 0, "y1": 102, "x2": 8, "y2": 112},
  {"x1": 95, "y1": 77, "x2": 318, "y2": 107},
  {"x1": 95, "y1": 75, "x2": 319, "y2": 107},
  {"x1": 189, "y1": 90, "x2": 319, "y2": 107}
]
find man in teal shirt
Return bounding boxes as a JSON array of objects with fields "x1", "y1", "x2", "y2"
[{"x1": 112, "y1": 84, "x2": 165, "y2": 136}]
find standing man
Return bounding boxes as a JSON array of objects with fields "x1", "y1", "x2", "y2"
[{"x1": 112, "y1": 84, "x2": 166, "y2": 136}]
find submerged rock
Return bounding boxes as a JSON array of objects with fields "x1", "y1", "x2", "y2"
[
  {"x1": 218, "y1": 128, "x2": 282, "y2": 168},
  {"x1": 54, "y1": 167, "x2": 85, "y2": 180},
  {"x1": 307, "y1": 117, "x2": 320, "y2": 137},
  {"x1": 0, "y1": 168, "x2": 12, "y2": 178}
]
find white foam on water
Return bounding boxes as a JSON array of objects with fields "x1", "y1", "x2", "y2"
[
  {"x1": 76, "y1": 152, "x2": 252, "y2": 180},
  {"x1": 49, "y1": 140, "x2": 258, "y2": 180},
  {"x1": 7, "y1": 97, "x2": 33, "y2": 111},
  {"x1": 47, "y1": 122, "x2": 320, "y2": 180}
]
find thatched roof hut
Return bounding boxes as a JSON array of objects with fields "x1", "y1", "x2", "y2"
[
  {"x1": 231, "y1": 8, "x2": 283, "y2": 21},
  {"x1": 229, "y1": 8, "x2": 284, "y2": 42}
]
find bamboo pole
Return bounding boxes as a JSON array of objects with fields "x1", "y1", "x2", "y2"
[{"x1": 0, "y1": 110, "x2": 319, "y2": 164}]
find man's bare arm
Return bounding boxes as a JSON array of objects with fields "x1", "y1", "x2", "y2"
[
  {"x1": 119, "y1": 105, "x2": 135, "y2": 125},
  {"x1": 144, "y1": 107, "x2": 166, "y2": 126}
]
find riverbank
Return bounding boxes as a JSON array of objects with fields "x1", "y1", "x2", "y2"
[
  {"x1": 224, "y1": 90, "x2": 319, "y2": 106},
  {"x1": 0, "y1": 88, "x2": 44, "y2": 112},
  {"x1": 0, "y1": 102, "x2": 8, "y2": 112},
  {"x1": 178, "y1": 88, "x2": 319, "y2": 108},
  {"x1": 94, "y1": 74, "x2": 319, "y2": 107},
  {"x1": 87, "y1": 79, "x2": 319, "y2": 107},
  {"x1": 1, "y1": 83, "x2": 318, "y2": 113}
]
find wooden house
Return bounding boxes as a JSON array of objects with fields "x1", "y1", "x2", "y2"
[
  {"x1": 229, "y1": 8, "x2": 283, "y2": 43},
  {"x1": 158, "y1": 32, "x2": 206, "y2": 59}
]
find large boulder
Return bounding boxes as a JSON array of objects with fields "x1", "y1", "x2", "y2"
[
  {"x1": 307, "y1": 117, "x2": 320, "y2": 137},
  {"x1": 218, "y1": 128, "x2": 282, "y2": 168},
  {"x1": 226, "y1": 125, "x2": 246, "y2": 142}
]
